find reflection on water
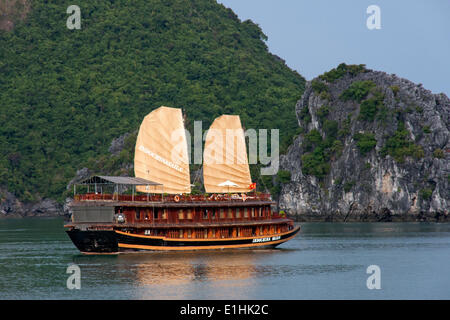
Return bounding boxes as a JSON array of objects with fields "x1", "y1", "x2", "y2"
[
  {"x1": 73, "y1": 250, "x2": 286, "y2": 285},
  {"x1": 121, "y1": 251, "x2": 360, "y2": 284},
  {"x1": 1, "y1": 219, "x2": 450, "y2": 299},
  {"x1": 132, "y1": 251, "x2": 257, "y2": 285},
  {"x1": 68, "y1": 248, "x2": 362, "y2": 299}
]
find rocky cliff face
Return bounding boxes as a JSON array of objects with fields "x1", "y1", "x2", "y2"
[
  {"x1": 279, "y1": 64, "x2": 449, "y2": 221},
  {"x1": 0, "y1": 187, "x2": 65, "y2": 218}
]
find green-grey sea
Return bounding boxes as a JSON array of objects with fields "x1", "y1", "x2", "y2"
[{"x1": 0, "y1": 218, "x2": 449, "y2": 299}]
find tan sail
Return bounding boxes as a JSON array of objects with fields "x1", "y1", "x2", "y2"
[
  {"x1": 203, "y1": 115, "x2": 253, "y2": 193},
  {"x1": 134, "y1": 106, "x2": 191, "y2": 194}
]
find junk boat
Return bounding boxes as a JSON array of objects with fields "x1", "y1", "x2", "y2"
[{"x1": 65, "y1": 107, "x2": 300, "y2": 253}]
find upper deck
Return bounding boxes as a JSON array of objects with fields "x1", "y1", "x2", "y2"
[
  {"x1": 73, "y1": 192, "x2": 275, "y2": 208},
  {"x1": 73, "y1": 175, "x2": 274, "y2": 207}
]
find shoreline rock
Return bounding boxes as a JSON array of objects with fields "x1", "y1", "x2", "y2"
[
  {"x1": 288, "y1": 211, "x2": 449, "y2": 222},
  {"x1": 0, "y1": 187, "x2": 68, "y2": 218}
]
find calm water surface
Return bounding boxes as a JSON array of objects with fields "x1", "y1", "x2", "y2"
[{"x1": 0, "y1": 218, "x2": 449, "y2": 299}]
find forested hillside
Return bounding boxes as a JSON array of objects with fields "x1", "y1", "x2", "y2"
[{"x1": 0, "y1": 0, "x2": 305, "y2": 204}]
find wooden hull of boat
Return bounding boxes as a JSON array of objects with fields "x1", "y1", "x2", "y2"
[{"x1": 66, "y1": 226, "x2": 300, "y2": 254}]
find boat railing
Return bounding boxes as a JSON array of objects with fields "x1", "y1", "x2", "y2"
[{"x1": 74, "y1": 193, "x2": 272, "y2": 203}]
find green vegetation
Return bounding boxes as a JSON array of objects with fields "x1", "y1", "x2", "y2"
[
  {"x1": 405, "y1": 106, "x2": 414, "y2": 114},
  {"x1": 311, "y1": 79, "x2": 329, "y2": 94},
  {"x1": 301, "y1": 148, "x2": 331, "y2": 179},
  {"x1": 390, "y1": 85, "x2": 400, "y2": 96},
  {"x1": 318, "y1": 63, "x2": 367, "y2": 83},
  {"x1": 381, "y1": 122, "x2": 424, "y2": 163},
  {"x1": 319, "y1": 91, "x2": 332, "y2": 101},
  {"x1": 299, "y1": 106, "x2": 311, "y2": 125},
  {"x1": 433, "y1": 148, "x2": 444, "y2": 159},
  {"x1": 331, "y1": 139, "x2": 344, "y2": 156},
  {"x1": 343, "y1": 181, "x2": 355, "y2": 193},
  {"x1": 277, "y1": 170, "x2": 292, "y2": 184},
  {"x1": 316, "y1": 105, "x2": 330, "y2": 124},
  {"x1": 0, "y1": 0, "x2": 305, "y2": 201},
  {"x1": 333, "y1": 177, "x2": 342, "y2": 186},
  {"x1": 259, "y1": 175, "x2": 277, "y2": 196},
  {"x1": 258, "y1": 169, "x2": 291, "y2": 198},
  {"x1": 338, "y1": 116, "x2": 352, "y2": 138},
  {"x1": 86, "y1": 132, "x2": 138, "y2": 177},
  {"x1": 423, "y1": 125, "x2": 431, "y2": 134},
  {"x1": 303, "y1": 129, "x2": 322, "y2": 151},
  {"x1": 340, "y1": 80, "x2": 376, "y2": 102},
  {"x1": 419, "y1": 188, "x2": 433, "y2": 200},
  {"x1": 354, "y1": 132, "x2": 377, "y2": 155},
  {"x1": 323, "y1": 120, "x2": 339, "y2": 139},
  {"x1": 359, "y1": 91, "x2": 385, "y2": 121},
  {"x1": 376, "y1": 104, "x2": 389, "y2": 123},
  {"x1": 301, "y1": 122, "x2": 344, "y2": 180}
]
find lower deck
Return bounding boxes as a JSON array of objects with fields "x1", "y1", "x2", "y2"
[
  {"x1": 65, "y1": 218, "x2": 293, "y2": 239},
  {"x1": 66, "y1": 225, "x2": 300, "y2": 253}
]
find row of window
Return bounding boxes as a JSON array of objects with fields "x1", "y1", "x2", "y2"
[
  {"x1": 196, "y1": 207, "x2": 267, "y2": 220},
  {"x1": 133, "y1": 208, "x2": 167, "y2": 220},
  {"x1": 130, "y1": 207, "x2": 270, "y2": 221},
  {"x1": 144, "y1": 224, "x2": 287, "y2": 239}
]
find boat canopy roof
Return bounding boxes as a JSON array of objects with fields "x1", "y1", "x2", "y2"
[{"x1": 77, "y1": 175, "x2": 162, "y2": 186}]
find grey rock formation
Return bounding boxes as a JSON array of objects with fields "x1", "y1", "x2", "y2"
[
  {"x1": 279, "y1": 67, "x2": 449, "y2": 221},
  {"x1": 0, "y1": 188, "x2": 25, "y2": 217},
  {"x1": 0, "y1": 187, "x2": 64, "y2": 217},
  {"x1": 66, "y1": 167, "x2": 91, "y2": 190},
  {"x1": 108, "y1": 132, "x2": 131, "y2": 156},
  {"x1": 63, "y1": 197, "x2": 73, "y2": 217},
  {"x1": 29, "y1": 199, "x2": 64, "y2": 217}
]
